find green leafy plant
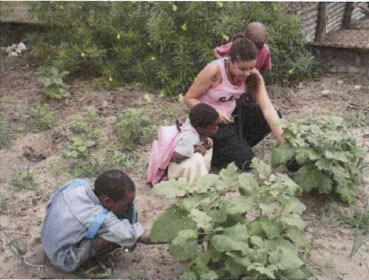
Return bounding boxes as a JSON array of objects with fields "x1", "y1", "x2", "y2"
[
  {"x1": 272, "y1": 116, "x2": 367, "y2": 205},
  {"x1": 151, "y1": 159, "x2": 311, "y2": 279},
  {"x1": 113, "y1": 109, "x2": 155, "y2": 150},
  {"x1": 11, "y1": 171, "x2": 39, "y2": 191},
  {"x1": 31, "y1": 104, "x2": 55, "y2": 130},
  {"x1": 38, "y1": 66, "x2": 70, "y2": 99},
  {"x1": 0, "y1": 112, "x2": 13, "y2": 149},
  {"x1": 64, "y1": 109, "x2": 101, "y2": 159}
]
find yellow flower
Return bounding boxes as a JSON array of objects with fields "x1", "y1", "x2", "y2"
[
  {"x1": 288, "y1": 68, "x2": 294, "y2": 75},
  {"x1": 108, "y1": 76, "x2": 113, "y2": 82},
  {"x1": 172, "y1": 4, "x2": 178, "y2": 11},
  {"x1": 178, "y1": 93, "x2": 184, "y2": 103},
  {"x1": 150, "y1": 56, "x2": 156, "y2": 61},
  {"x1": 80, "y1": 52, "x2": 86, "y2": 58},
  {"x1": 217, "y1": 2, "x2": 223, "y2": 8},
  {"x1": 181, "y1": 23, "x2": 188, "y2": 31},
  {"x1": 116, "y1": 33, "x2": 121, "y2": 40},
  {"x1": 222, "y1": 34, "x2": 229, "y2": 41},
  {"x1": 144, "y1": 94, "x2": 152, "y2": 103}
]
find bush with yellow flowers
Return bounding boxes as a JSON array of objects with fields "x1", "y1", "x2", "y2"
[{"x1": 28, "y1": 2, "x2": 322, "y2": 96}]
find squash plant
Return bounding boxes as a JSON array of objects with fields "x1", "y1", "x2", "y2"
[{"x1": 151, "y1": 159, "x2": 311, "y2": 279}]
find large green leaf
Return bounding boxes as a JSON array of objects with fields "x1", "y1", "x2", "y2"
[
  {"x1": 280, "y1": 196, "x2": 306, "y2": 214},
  {"x1": 251, "y1": 158, "x2": 272, "y2": 180},
  {"x1": 225, "y1": 196, "x2": 253, "y2": 215},
  {"x1": 238, "y1": 173, "x2": 259, "y2": 196},
  {"x1": 150, "y1": 205, "x2": 196, "y2": 242},
  {"x1": 224, "y1": 223, "x2": 249, "y2": 242},
  {"x1": 172, "y1": 229, "x2": 198, "y2": 246},
  {"x1": 152, "y1": 178, "x2": 187, "y2": 198},
  {"x1": 294, "y1": 165, "x2": 332, "y2": 193},
  {"x1": 190, "y1": 209, "x2": 212, "y2": 231},
  {"x1": 281, "y1": 214, "x2": 306, "y2": 231},
  {"x1": 268, "y1": 247, "x2": 303, "y2": 271},
  {"x1": 224, "y1": 256, "x2": 246, "y2": 278},
  {"x1": 169, "y1": 239, "x2": 198, "y2": 261},
  {"x1": 271, "y1": 143, "x2": 295, "y2": 168},
  {"x1": 211, "y1": 235, "x2": 249, "y2": 255},
  {"x1": 262, "y1": 220, "x2": 283, "y2": 239}
]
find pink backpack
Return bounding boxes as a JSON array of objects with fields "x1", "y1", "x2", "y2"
[{"x1": 147, "y1": 121, "x2": 196, "y2": 185}]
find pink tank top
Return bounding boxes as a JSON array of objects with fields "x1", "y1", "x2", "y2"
[{"x1": 198, "y1": 58, "x2": 246, "y2": 116}]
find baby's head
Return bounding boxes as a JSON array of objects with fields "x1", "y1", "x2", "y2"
[
  {"x1": 189, "y1": 103, "x2": 219, "y2": 137},
  {"x1": 245, "y1": 22, "x2": 267, "y2": 51},
  {"x1": 94, "y1": 170, "x2": 135, "y2": 215}
]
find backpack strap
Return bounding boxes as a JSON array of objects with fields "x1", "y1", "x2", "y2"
[
  {"x1": 64, "y1": 179, "x2": 109, "y2": 239},
  {"x1": 85, "y1": 208, "x2": 109, "y2": 239}
]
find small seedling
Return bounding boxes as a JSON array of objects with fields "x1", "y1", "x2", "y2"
[{"x1": 11, "y1": 171, "x2": 39, "y2": 191}]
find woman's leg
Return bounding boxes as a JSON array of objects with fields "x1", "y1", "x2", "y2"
[{"x1": 211, "y1": 125, "x2": 253, "y2": 171}]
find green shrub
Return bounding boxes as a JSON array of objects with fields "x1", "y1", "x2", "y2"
[
  {"x1": 29, "y1": 2, "x2": 319, "y2": 96},
  {"x1": 0, "y1": 112, "x2": 13, "y2": 149},
  {"x1": 38, "y1": 66, "x2": 70, "y2": 99},
  {"x1": 151, "y1": 159, "x2": 311, "y2": 279},
  {"x1": 113, "y1": 109, "x2": 156, "y2": 150},
  {"x1": 272, "y1": 116, "x2": 367, "y2": 205}
]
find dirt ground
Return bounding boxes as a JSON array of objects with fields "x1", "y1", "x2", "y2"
[{"x1": 0, "y1": 52, "x2": 368, "y2": 279}]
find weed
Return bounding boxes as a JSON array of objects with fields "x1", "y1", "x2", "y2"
[
  {"x1": 71, "y1": 160, "x2": 102, "y2": 178},
  {"x1": 108, "y1": 149, "x2": 140, "y2": 170},
  {"x1": 344, "y1": 111, "x2": 369, "y2": 128},
  {"x1": 344, "y1": 205, "x2": 369, "y2": 234},
  {"x1": 0, "y1": 112, "x2": 13, "y2": 149},
  {"x1": 113, "y1": 109, "x2": 156, "y2": 150},
  {"x1": 11, "y1": 171, "x2": 39, "y2": 191},
  {"x1": 31, "y1": 104, "x2": 55, "y2": 130},
  {"x1": 38, "y1": 66, "x2": 70, "y2": 99},
  {"x1": 0, "y1": 194, "x2": 8, "y2": 214}
]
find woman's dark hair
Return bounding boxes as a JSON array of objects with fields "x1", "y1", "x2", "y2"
[
  {"x1": 189, "y1": 103, "x2": 219, "y2": 129},
  {"x1": 228, "y1": 37, "x2": 257, "y2": 62},
  {"x1": 94, "y1": 170, "x2": 135, "y2": 201}
]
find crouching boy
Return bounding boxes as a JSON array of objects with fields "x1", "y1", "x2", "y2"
[
  {"x1": 147, "y1": 103, "x2": 219, "y2": 186},
  {"x1": 41, "y1": 170, "x2": 150, "y2": 272}
]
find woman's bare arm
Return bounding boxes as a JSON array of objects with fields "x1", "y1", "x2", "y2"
[
  {"x1": 184, "y1": 62, "x2": 233, "y2": 124},
  {"x1": 248, "y1": 70, "x2": 285, "y2": 143}
]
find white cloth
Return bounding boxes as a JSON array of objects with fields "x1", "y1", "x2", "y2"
[{"x1": 168, "y1": 148, "x2": 213, "y2": 185}]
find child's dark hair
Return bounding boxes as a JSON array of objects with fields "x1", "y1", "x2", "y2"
[
  {"x1": 229, "y1": 37, "x2": 257, "y2": 62},
  {"x1": 94, "y1": 170, "x2": 135, "y2": 201},
  {"x1": 189, "y1": 103, "x2": 219, "y2": 129}
]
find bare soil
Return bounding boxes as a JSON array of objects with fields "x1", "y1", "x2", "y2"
[{"x1": 0, "y1": 54, "x2": 368, "y2": 279}]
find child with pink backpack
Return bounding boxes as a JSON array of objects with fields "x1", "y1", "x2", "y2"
[{"x1": 147, "y1": 103, "x2": 219, "y2": 186}]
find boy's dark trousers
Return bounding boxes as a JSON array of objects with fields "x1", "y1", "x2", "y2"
[{"x1": 211, "y1": 94, "x2": 280, "y2": 171}]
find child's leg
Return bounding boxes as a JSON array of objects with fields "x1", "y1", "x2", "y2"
[{"x1": 168, "y1": 150, "x2": 211, "y2": 185}]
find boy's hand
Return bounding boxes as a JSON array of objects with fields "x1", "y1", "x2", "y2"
[
  {"x1": 194, "y1": 144, "x2": 206, "y2": 155},
  {"x1": 170, "y1": 151, "x2": 188, "y2": 163},
  {"x1": 202, "y1": 138, "x2": 213, "y2": 150},
  {"x1": 217, "y1": 110, "x2": 233, "y2": 124}
]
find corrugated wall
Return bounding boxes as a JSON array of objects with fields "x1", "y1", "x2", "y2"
[
  {"x1": 295, "y1": 3, "x2": 366, "y2": 42},
  {"x1": 0, "y1": 2, "x2": 38, "y2": 24}
]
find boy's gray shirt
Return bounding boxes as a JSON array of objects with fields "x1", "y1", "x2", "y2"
[{"x1": 41, "y1": 180, "x2": 144, "y2": 271}]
